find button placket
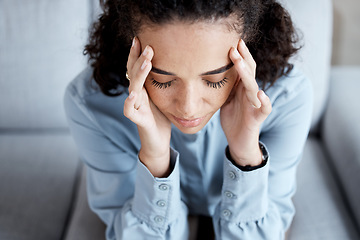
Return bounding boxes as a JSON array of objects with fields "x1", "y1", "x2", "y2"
[
  {"x1": 156, "y1": 200, "x2": 166, "y2": 207},
  {"x1": 159, "y1": 183, "x2": 170, "y2": 191},
  {"x1": 228, "y1": 171, "x2": 237, "y2": 180},
  {"x1": 222, "y1": 209, "x2": 232, "y2": 218},
  {"x1": 153, "y1": 183, "x2": 170, "y2": 226},
  {"x1": 224, "y1": 190, "x2": 236, "y2": 199},
  {"x1": 154, "y1": 215, "x2": 164, "y2": 223}
]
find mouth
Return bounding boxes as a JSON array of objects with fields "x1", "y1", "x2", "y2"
[{"x1": 172, "y1": 115, "x2": 206, "y2": 128}]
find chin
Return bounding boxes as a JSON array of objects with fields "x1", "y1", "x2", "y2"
[{"x1": 176, "y1": 125, "x2": 203, "y2": 134}]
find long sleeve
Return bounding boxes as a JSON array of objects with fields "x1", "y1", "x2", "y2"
[
  {"x1": 63, "y1": 78, "x2": 188, "y2": 240},
  {"x1": 64, "y1": 66, "x2": 312, "y2": 239},
  {"x1": 213, "y1": 70, "x2": 313, "y2": 240},
  {"x1": 115, "y1": 149, "x2": 189, "y2": 239}
]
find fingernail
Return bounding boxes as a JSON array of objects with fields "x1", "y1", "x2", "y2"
[
  {"x1": 142, "y1": 46, "x2": 148, "y2": 56},
  {"x1": 253, "y1": 100, "x2": 261, "y2": 108},
  {"x1": 131, "y1": 37, "x2": 136, "y2": 48},
  {"x1": 259, "y1": 90, "x2": 265, "y2": 99},
  {"x1": 241, "y1": 39, "x2": 246, "y2": 47},
  {"x1": 141, "y1": 59, "x2": 148, "y2": 70},
  {"x1": 252, "y1": 103, "x2": 261, "y2": 109},
  {"x1": 129, "y1": 91, "x2": 135, "y2": 99},
  {"x1": 233, "y1": 48, "x2": 241, "y2": 58}
]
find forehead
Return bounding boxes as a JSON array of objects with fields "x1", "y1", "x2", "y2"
[{"x1": 137, "y1": 21, "x2": 239, "y2": 77}]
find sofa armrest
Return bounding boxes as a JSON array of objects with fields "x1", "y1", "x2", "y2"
[{"x1": 322, "y1": 66, "x2": 360, "y2": 229}]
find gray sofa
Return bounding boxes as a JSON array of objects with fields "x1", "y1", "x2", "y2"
[{"x1": 0, "y1": 0, "x2": 359, "y2": 240}]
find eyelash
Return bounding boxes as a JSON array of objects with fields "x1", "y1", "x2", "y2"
[
  {"x1": 206, "y1": 78, "x2": 228, "y2": 89},
  {"x1": 151, "y1": 78, "x2": 173, "y2": 89},
  {"x1": 151, "y1": 77, "x2": 229, "y2": 90}
]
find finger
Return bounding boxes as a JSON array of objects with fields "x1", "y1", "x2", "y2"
[
  {"x1": 230, "y1": 47, "x2": 261, "y2": 108},
  {"x1": 127, "y1": 37, "x2": 141, "y2": 72},
  {"x1": 258, "y1": 90, "x2": 272, "y2": 117},
  {"x1": 128, "y1": 45, "x2": 154, "y2": 94},
  {"x1": 238, "y1": 39, "x2": 256, "y2": 71},
  {"x1": 129, "y1": 46, "x2": 154, "y2": 110},
  {"x1": 123, "y1": 91, "x2": 137, "y2": 121}
]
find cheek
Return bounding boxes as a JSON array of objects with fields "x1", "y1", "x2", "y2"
[
  {"x1": 229, "y1": 68, "x2": 240, "y2": 84},
  {"x1": 217, "y1": 75, "x2": 238, "y2": 104},
  {"x1": 145, "y1": 84, "x2": 171, "y2": 110},
  {"x1": 204, "y1": 85, "x2": 234, "y2": 112},
  {"x1": 219, "y1": 84, "x2": 235, "y2": 104}
]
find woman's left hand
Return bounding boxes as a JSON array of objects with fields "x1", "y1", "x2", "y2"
[{"x1": 220, "y1": 39, "x2": 272, "y2": 166}]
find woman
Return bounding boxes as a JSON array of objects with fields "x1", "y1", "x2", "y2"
[{"x1": 64, "y1": 0, "x2": 313, "y2": 239}]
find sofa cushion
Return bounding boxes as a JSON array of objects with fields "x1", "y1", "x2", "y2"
[
  {"x1": 280, "y1": 0, "x2": 333, "y2": 132},
  {"x1": 0, "y1": 0, "x2": 90, "y2": 129},
  {"x1": 322, "y1": 66, "x2": 360, "y2": 230},
  {"x1": 288, "y1": 137, "x2": 359, "y2": 240},
  {"x1": 0, "y1": 133, "x2": 80, "y2": 240},
  {"x1": 64, "y1": 164, "x2": 106, "y2": 240}
]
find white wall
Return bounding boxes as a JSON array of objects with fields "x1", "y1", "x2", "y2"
[{"x1": 332, "y1": 0, "x2": 360, "y2": 65}]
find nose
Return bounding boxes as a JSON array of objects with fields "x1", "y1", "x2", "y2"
[{"x1": 175, "y1": 84, "x2": 201, "y2": 118}]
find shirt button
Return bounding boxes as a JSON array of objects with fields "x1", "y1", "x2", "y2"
[
  {"x1": 154, "y1": 216, "x2": 164, "y2": 223},
  {"x1": 222, "y1": 209, "x2": 232, "y2": 218},
  {"x1": 224, "y1": 191, "x2": 235, "y2": 199},
  {"x1": 228, "y1": 171, "x2": 236, "y2": 180},
  {"x1": 156, "y1": 200, "x2": 166, "y2": 207},
  {"x1": 159, "y1": 184, "x2": 170, "y2": 191}
]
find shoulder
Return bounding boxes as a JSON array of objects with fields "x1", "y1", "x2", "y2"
[
  {"x1": 264, "y1": 66, "x2": 313, "y2": 107},
  {"x1": 260, "y1": 66, "x2": 313, "y2": 132},
  {"x1": 64, "y1": 68, "x2": 137, "y2": 140},
  {"x1": 65, "y1": 67, "x2": 120, "y2": 100},
  {"x1": 65, "y1": 67, "x2": 128, "y2": 111}
]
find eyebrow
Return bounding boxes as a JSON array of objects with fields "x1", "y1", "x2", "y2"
[{"x1": 151, "y1": 62, "x2": 234, "y2": 76}]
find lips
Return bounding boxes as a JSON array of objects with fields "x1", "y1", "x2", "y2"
[{"x1": 172, "y1": 115, "x2": 206, "y2": 128}]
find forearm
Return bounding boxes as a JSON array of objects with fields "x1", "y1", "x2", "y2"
[
  {"x1": 139, "y1": 147, "x2": 171, "y2": 178},
  {"x1": 137, "y1": 124, "x2": 172, "y2": 178},
  {"x1": 227, "y1": 127, "x2": 263, "y2": 167},
  {"x1": 132, "y1": 148, "x2": 186, "y2": 233},
  {"x1": 86, "y1": 148, "x2": 189, "y2": 240},
  {"x1": 213, "y1": 149, "x2": 294, "y2": 240}
]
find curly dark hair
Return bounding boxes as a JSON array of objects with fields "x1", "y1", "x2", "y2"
[{"x1": 85, "y1": 0, "x2": 300, "y2": 96}]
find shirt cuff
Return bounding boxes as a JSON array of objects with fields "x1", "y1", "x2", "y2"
[
  {"x1": 132, "y1": 147, "x2": 181, "y2": 229},
  {"x1": 220, "y1": 143, "x2": 270, "y2": 223}
]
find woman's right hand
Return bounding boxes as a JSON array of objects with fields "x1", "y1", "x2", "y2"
[{"x1": 124, "y1": 37, "x2": 172, "y2": 178}]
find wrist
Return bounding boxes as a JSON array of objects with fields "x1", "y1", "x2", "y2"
[
  {"x1": 139, "y1": 147, "x2": 171, "y2": 178},
  {"x1": 228, "y1": 138, "x2": 262, "y2": 166},
  {"x1": 226, "y1": 142, "x2": 268, "y2": 171},
  {"x1": 225, "y1": 126, "x2": 262, "y2": 164}
]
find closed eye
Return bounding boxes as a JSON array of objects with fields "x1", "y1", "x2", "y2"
[
  {"x1": 151, "y1": 78, "x2": 174, "y2": 89},
  {"x1": 205, "y1": 78, "x2": 228, "y2": 89},
  {"x1": 151, "y1": 77, "x2": 229, "y2": 90}
]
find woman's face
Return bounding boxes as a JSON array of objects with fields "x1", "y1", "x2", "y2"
[{"x1": 138, "y1": 21, "x2": 240, "y2": 134}]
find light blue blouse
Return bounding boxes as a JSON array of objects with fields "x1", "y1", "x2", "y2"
[{"x1": 64, "y1": 66, "x2": 313, "y2": 240}]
